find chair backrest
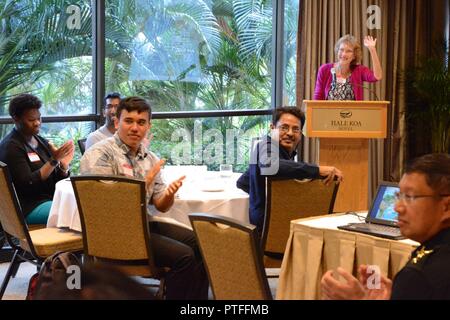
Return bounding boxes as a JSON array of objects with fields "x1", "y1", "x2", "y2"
[
  {"x1": 77, "y1": 138, "x2": 87, "y2": 155},
  {"x1": 71, "y1": 175, "x2": 158, "y2": 272},
  {"x1": 189, "y1": 213, "x2": 272, "y2": 300},
  {"x1": 262, "y1": 178, "x2": 339, "y2": 256},
  {"x1": 0, "y1": 161, "x2": 34, "y2": 254}
]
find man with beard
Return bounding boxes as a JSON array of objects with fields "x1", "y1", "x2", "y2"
[{"x1": 85, "y1": 92, "x2": 121, "y2": 150}]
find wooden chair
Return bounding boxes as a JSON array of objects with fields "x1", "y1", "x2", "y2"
[
  {"x1": 70, "y1": 175, "x2": 167, "y2": 298},
  {"x1": 262, "y1": 178, "x2": 339, "y2": 268},
  {"x1": 0, "y1": 161, "x2": 83, "y2": 299},
  {"x1": 189, "y1": 213, "x2": 272, "y2": 300}
]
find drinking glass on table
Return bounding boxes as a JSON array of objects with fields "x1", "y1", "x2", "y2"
[{"x1": 219, "y1": 164, "x2": 233, "y2": 178}]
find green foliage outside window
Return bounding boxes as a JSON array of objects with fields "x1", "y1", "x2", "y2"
[{"x1": 0, "y1": 0, "x2": 299, "y2": 172}]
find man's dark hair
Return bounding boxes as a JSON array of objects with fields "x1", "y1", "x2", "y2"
[
  {"x1": 272, "y1": 107, "x2": 305, "y2": 129},
  {"x1": 8, "y1": 94, "x2": 42, "y2": 119},
  {"x1": 103, "y1": 92, "x2": 121, "y2": 106},
  {"x1": 404, "y1": 153, "x2": 450, "y2": 194},
  {"x1": 116, "y1": 96, "x2": 152, "y2": 120}
]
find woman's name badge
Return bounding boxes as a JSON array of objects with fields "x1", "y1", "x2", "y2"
[
  {"x1": 122, "y1": 164, "x2": 134, "y2": 177},
  {"x1": 27, "y1": 152, "x2": 40, "y2": 162}
]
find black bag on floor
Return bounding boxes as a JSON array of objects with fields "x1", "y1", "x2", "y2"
[{"x1": 26, "y1": 251, "x2": 81, "y2": 300}]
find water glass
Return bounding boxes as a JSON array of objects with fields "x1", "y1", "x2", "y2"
[{"x1": 219, "y1": 164, "x2": 233, "y2": 178}]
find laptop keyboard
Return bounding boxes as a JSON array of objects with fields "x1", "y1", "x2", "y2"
[
  {"x1": 361, "y1": 224, "x2": 401, "y2": 234},
  {"x1": 338, "y1": 223, "x2": 405, "y2": 239}
]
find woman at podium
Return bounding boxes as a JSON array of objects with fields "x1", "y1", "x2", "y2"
[{"x1": 314, "y1": 35, "x2": 382, "y2": 100}]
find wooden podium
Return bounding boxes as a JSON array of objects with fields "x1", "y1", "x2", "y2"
[{"x1": 303, "y1": 100, "x2": 389, "y2": 212}]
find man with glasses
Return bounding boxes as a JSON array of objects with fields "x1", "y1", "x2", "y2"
[
  {"x1": 85, "y1": 92, "x2": 121, "y2": 150},
  {"x1": 321, "y1": 153, "x2": 450, "y2": 300},
  {"x1": 237, "y1": 106, "x2": 343, "y2": 234}
]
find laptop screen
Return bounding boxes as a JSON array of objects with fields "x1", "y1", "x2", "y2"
[{"x1": 366, "y1": 182, "x2": 400, "y2": 226}]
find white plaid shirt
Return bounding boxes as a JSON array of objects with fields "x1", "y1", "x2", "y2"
[{"x1": 80, "y1": 133, "x2": 166, "y2": 208}]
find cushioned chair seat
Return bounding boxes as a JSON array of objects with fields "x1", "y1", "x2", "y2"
[
  {"x1": 21, "y1": 228, "x2": 83, "y2": 257},
  {"x1": 28, "y1": 224, "x2": 46, "y2": 231}
]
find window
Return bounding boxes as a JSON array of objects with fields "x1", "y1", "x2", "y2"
[
  {"x1": 0, "y1": 0, "x2": 93, "y2": 173},
  {"x1": 0, "y1": 0, "x2": 298, "y2": 172},
  {"x1": 105, "y1": 0, "x2": 272, "y2": 112},
  {"x1": 0, "y1": 0, "x2": 93, "y2": 117},
  {"x1": 284, "y1": 0, "x2": 300, "y2": 105},
  {"x1": 103, "y1": 0, "x2": 278, "y2": 167},
  {"x1": 151, "y1": 115, "x2": 270, "y2": 172}
]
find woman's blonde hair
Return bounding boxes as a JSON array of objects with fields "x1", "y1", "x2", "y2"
[{"x1": 334, "y1": 34, "x2": 362, "y2": 68}]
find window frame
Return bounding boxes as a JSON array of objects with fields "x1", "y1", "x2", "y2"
[{"x1": 0, "y1": 0, "x2": 291, "y2": 127}]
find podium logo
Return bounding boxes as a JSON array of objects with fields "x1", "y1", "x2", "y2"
[{"x1": 340, "y1": 110, "x2": 353, "y2": 119}]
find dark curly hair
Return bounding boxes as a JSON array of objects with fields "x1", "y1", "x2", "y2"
[{"x1": 9, "y1": 94, "x2": 42, "y2": 119}]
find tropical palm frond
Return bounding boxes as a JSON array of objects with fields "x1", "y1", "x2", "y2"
[
  {"x1": 212, "y1": 0, "x2": 234, "y2": 17},
  {"x1": 232, "y1": 0, "x2": 272, "y2": 60},
  {"x1": 0, "y1": 0, "x2": 93, "y2": 107},
  {"x1": 168, "y1": 1, "x2": 222, "y2": 55}
]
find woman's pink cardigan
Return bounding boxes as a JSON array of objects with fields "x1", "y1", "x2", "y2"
[{"x1": 313, "y1": 63, "x2": 378, "y2": 100}]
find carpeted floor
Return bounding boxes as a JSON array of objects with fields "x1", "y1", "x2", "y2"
[
  {"x1": 0, "y1": 261, "x2": 35, "y2": 300},
  {"x1": 0, "y1": 261, "x2": 279, "y2": 300}
]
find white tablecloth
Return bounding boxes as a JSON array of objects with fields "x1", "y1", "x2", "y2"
[
  {"x1": 47, "y1": 170, "x2": 249, "y2": 232},
  {"x1": 47, "y1": 179, "x2": 81, "y2": 231},
  {"x1": 151, "y1": 171, "x2": 249, "y2": 226}
]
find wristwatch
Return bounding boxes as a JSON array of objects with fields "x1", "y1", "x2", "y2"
[
  {"x1": 58, "y1": 163, "x2": 70, "y2": 174},
  {"x1": 49, "y1": 158, "x2": 59, "y2": 167}
]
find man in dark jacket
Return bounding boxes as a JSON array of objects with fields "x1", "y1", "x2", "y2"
[
  {"x1": 236, "y1": 107, "x2": 343, "y2": 234},
  {"x1": 321, "y1": 153, "x2": 450, "y2": 300}
]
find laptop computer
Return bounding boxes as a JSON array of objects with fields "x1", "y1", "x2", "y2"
[{"x1": 337, "y1": 181, "x2": 405, "y2": 240}]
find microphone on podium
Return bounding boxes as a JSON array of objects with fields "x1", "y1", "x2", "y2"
[
  {"x1": 330, "y1": 68, "x2": 337, "y2": 91},
  {"x1": 331, "y1": 67, "x2": 380, "y2": 100},
  {"x1": 351, "y1": 82, "x2": 380, "y2": 101}
]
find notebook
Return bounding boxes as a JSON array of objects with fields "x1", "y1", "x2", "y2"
[{"x1": 337, "y1": 181, "x2": 405, "y2": 240}]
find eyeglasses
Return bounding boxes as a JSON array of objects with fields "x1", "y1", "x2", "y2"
[
  {"x1": 394, "y1": 192, "x2": 450, "y2": 204},
  {"x1": 277, "y1": 125, "x2": 301, "y2": 134},
  {"x1": 105, "y1": 104, "x2": 119, "y2": 109}
]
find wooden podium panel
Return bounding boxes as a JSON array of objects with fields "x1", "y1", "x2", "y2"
[
  {"x1": 303, "y1": 100, "x2": 389, "y2": 213},
  {"x1": 304, "y1": 100, "x2": 387, "y2": 139},
  {"x1": 319, "y1": 138, "x2": 368, "y2": 212}
]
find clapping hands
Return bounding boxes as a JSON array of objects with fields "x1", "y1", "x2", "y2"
[
  {"x1": 166, "y1": 175, "x2": 186, "y2": 197},
  {"x1": 321, "y1": 265, "x2": 392, "y2": 300},
  {"x1": 49, "y1": 140, "x2": 75, "y2": 169},
  {"x1": 145, "y1": 159, "x2": 185, "y2": 197}
]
